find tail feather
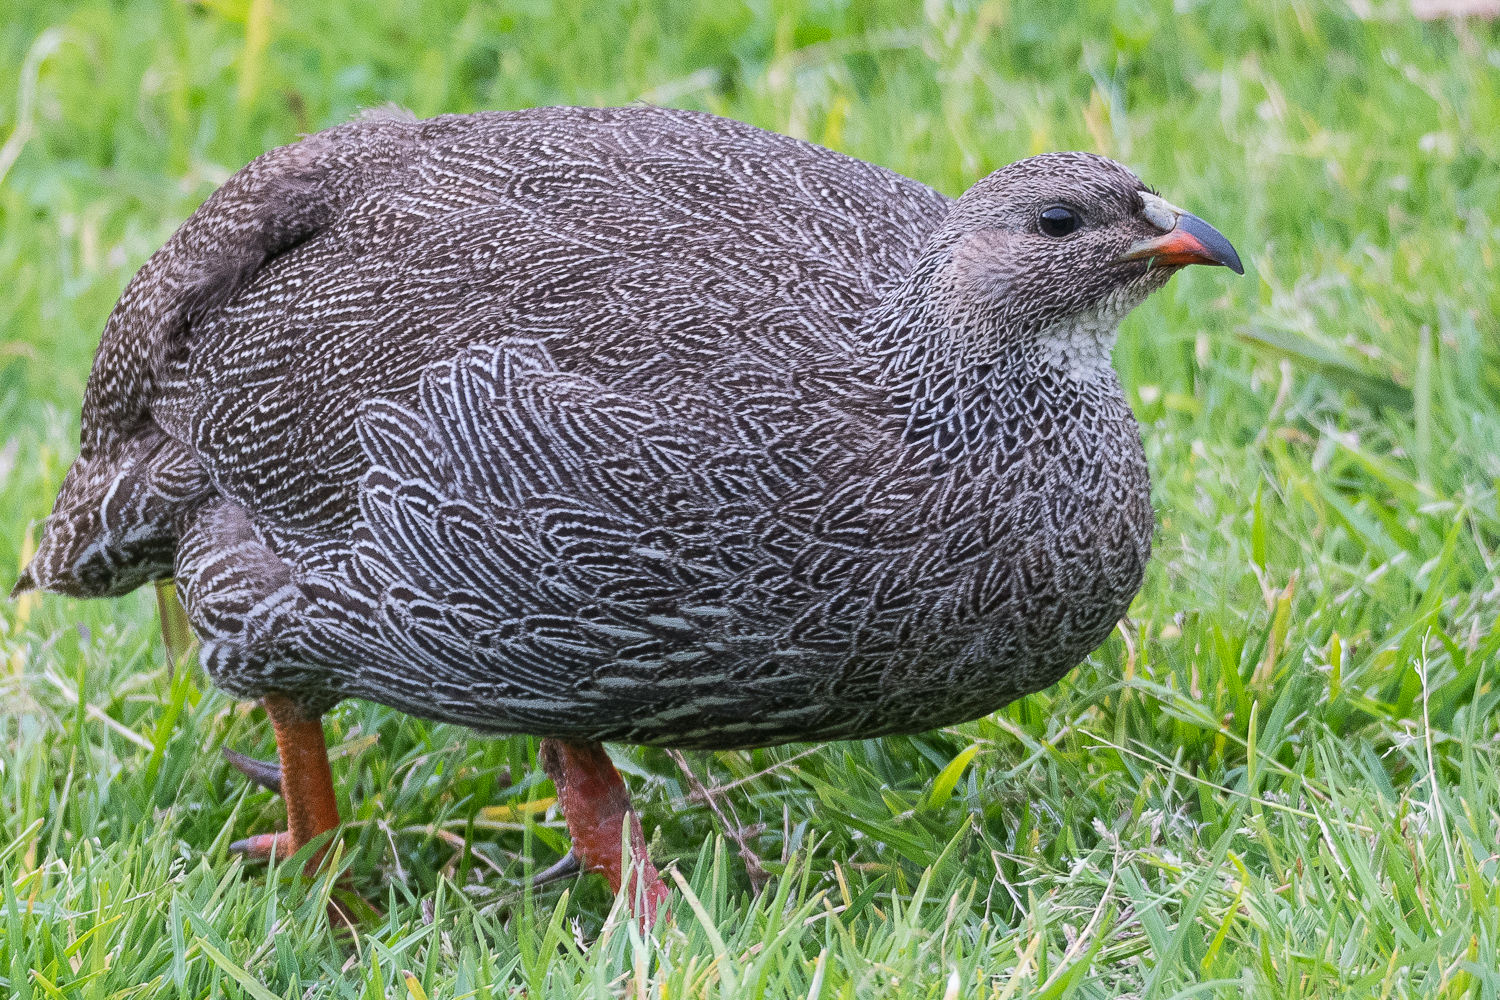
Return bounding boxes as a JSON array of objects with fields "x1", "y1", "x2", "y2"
[
  {"x1": 9, "y1": 567, "x2": 35, "y2": 598},
  {"x1": 25, "y1": 428, "x2": 212, "y2": 599}
]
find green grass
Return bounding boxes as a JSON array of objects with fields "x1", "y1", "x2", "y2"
[{"x1": 2, "y1": 0, "x2": 1499, "y2": 996}]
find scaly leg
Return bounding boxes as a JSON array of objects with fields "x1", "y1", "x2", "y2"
[
  {"x1": 227, "y1": 694, "x2": 341, "y2": 872},
  {"x1": 539, "y1": 739, "x2": 669, "y2": 925}
]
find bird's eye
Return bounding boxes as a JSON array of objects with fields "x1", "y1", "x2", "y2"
[{"x1": 1039, "y1": 205, "x2": 1080, "y2": 238}]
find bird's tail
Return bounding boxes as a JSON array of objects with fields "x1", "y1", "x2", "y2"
[{"x1": 18, "y1": 428, "x2": 211, "y2": 600}]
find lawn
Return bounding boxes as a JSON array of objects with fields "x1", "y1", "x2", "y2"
[{"x1": 2, "y1": 1, "x2": 1499, "y2": 996}]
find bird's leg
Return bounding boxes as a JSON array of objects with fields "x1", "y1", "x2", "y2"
[
  {"x1": 228, "y1": 694, "x2": 341, "y2": 873},
  {"x1": 538, "y1": 739, "x2": 669, "y2": 924}
]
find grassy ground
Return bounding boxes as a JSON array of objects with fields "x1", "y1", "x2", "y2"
[{"x1": 2, "y1": 0, "x2": 1499, "y2": 996}]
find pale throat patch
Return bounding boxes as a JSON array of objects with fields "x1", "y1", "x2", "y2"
[{"x1": 1030, "y1": 288, "x2": 1143, "y2": 382}]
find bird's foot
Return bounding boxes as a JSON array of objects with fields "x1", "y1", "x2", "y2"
[
  {"x1": 225, "y1": 713, "x2": 374, "y2": 929},
  {"x1": 539, "y1": 738, "x2": 670, "y2": 925},
  {"x1": 224, "y1": 740, "x2": 291, "y2": 863},
  {"x1": 227, "y1": 829, "x2": 369, "y2": 930}
]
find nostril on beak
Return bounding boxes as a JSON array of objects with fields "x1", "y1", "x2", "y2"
[{"x1": 1139, "y1": 192, "x2": 1181, "y2": 232}]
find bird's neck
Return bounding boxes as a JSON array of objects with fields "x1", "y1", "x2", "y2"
[{"x1": 861, "y1": 248, "x2": 1130, "y2": 463}]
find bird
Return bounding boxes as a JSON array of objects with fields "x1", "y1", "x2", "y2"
[{"x1": 14, "y1": 104, "x2": 1242, "y2": 921}]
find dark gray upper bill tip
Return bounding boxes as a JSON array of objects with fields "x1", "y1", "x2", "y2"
[{"x1": 1178, "y1": 212, "x2": 1245, "y2": 275}]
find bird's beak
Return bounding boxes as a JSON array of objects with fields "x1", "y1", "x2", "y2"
[{"x1": 1115, "y1": 192, "x2": 1244, "y2": 274}]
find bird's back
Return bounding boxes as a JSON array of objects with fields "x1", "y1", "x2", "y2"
[{"x1": 159, "y1": 106, "x2": 952, "y2": 537}]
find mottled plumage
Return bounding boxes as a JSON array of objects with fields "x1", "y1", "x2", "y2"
[{"x1": 22, "y1": 105, "x2": 1201, "y2": 750}]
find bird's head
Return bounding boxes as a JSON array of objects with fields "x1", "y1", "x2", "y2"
[{"x1": 924, "y1": 151, "x2": 1242, "y2": 378}]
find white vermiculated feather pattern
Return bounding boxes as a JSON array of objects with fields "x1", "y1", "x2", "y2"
[{"x1": 25, "y1": 106, "x2": 1168, "y2": 749}]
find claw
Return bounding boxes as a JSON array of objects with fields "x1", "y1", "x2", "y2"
[
  {"x1": 529, "y1": 849, "x2": 583, "y2": 887},
  {"x1": 223, "y1": 747, "x2": 283, "y2": 793}
]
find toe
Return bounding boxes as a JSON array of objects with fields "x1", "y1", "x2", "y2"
[
  {"x1": 229, "y1": 830, "x2": 294, "y2": 860},
  {"x1": 223, "y1": 747, "x2": 283, "y2": 793},
  {"x1": 529, "y1": 849, "x2": 583, "y2": 886}
]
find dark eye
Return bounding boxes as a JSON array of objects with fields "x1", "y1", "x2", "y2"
[{"x1": 1039, "y1": 205, "x2": 1080, "y2": 238}]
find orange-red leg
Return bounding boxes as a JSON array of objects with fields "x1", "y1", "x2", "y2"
[
  {"x1": 539, "y1": 739, "x2": 669, "y2": 924},
  {"x1": 228, "y1": 694, "x2": 340, "y2": 873}
]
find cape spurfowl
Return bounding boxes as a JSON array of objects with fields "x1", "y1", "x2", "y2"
[{"x1": 16, "y1": 106, "x2": 1242, "y2": 920}]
